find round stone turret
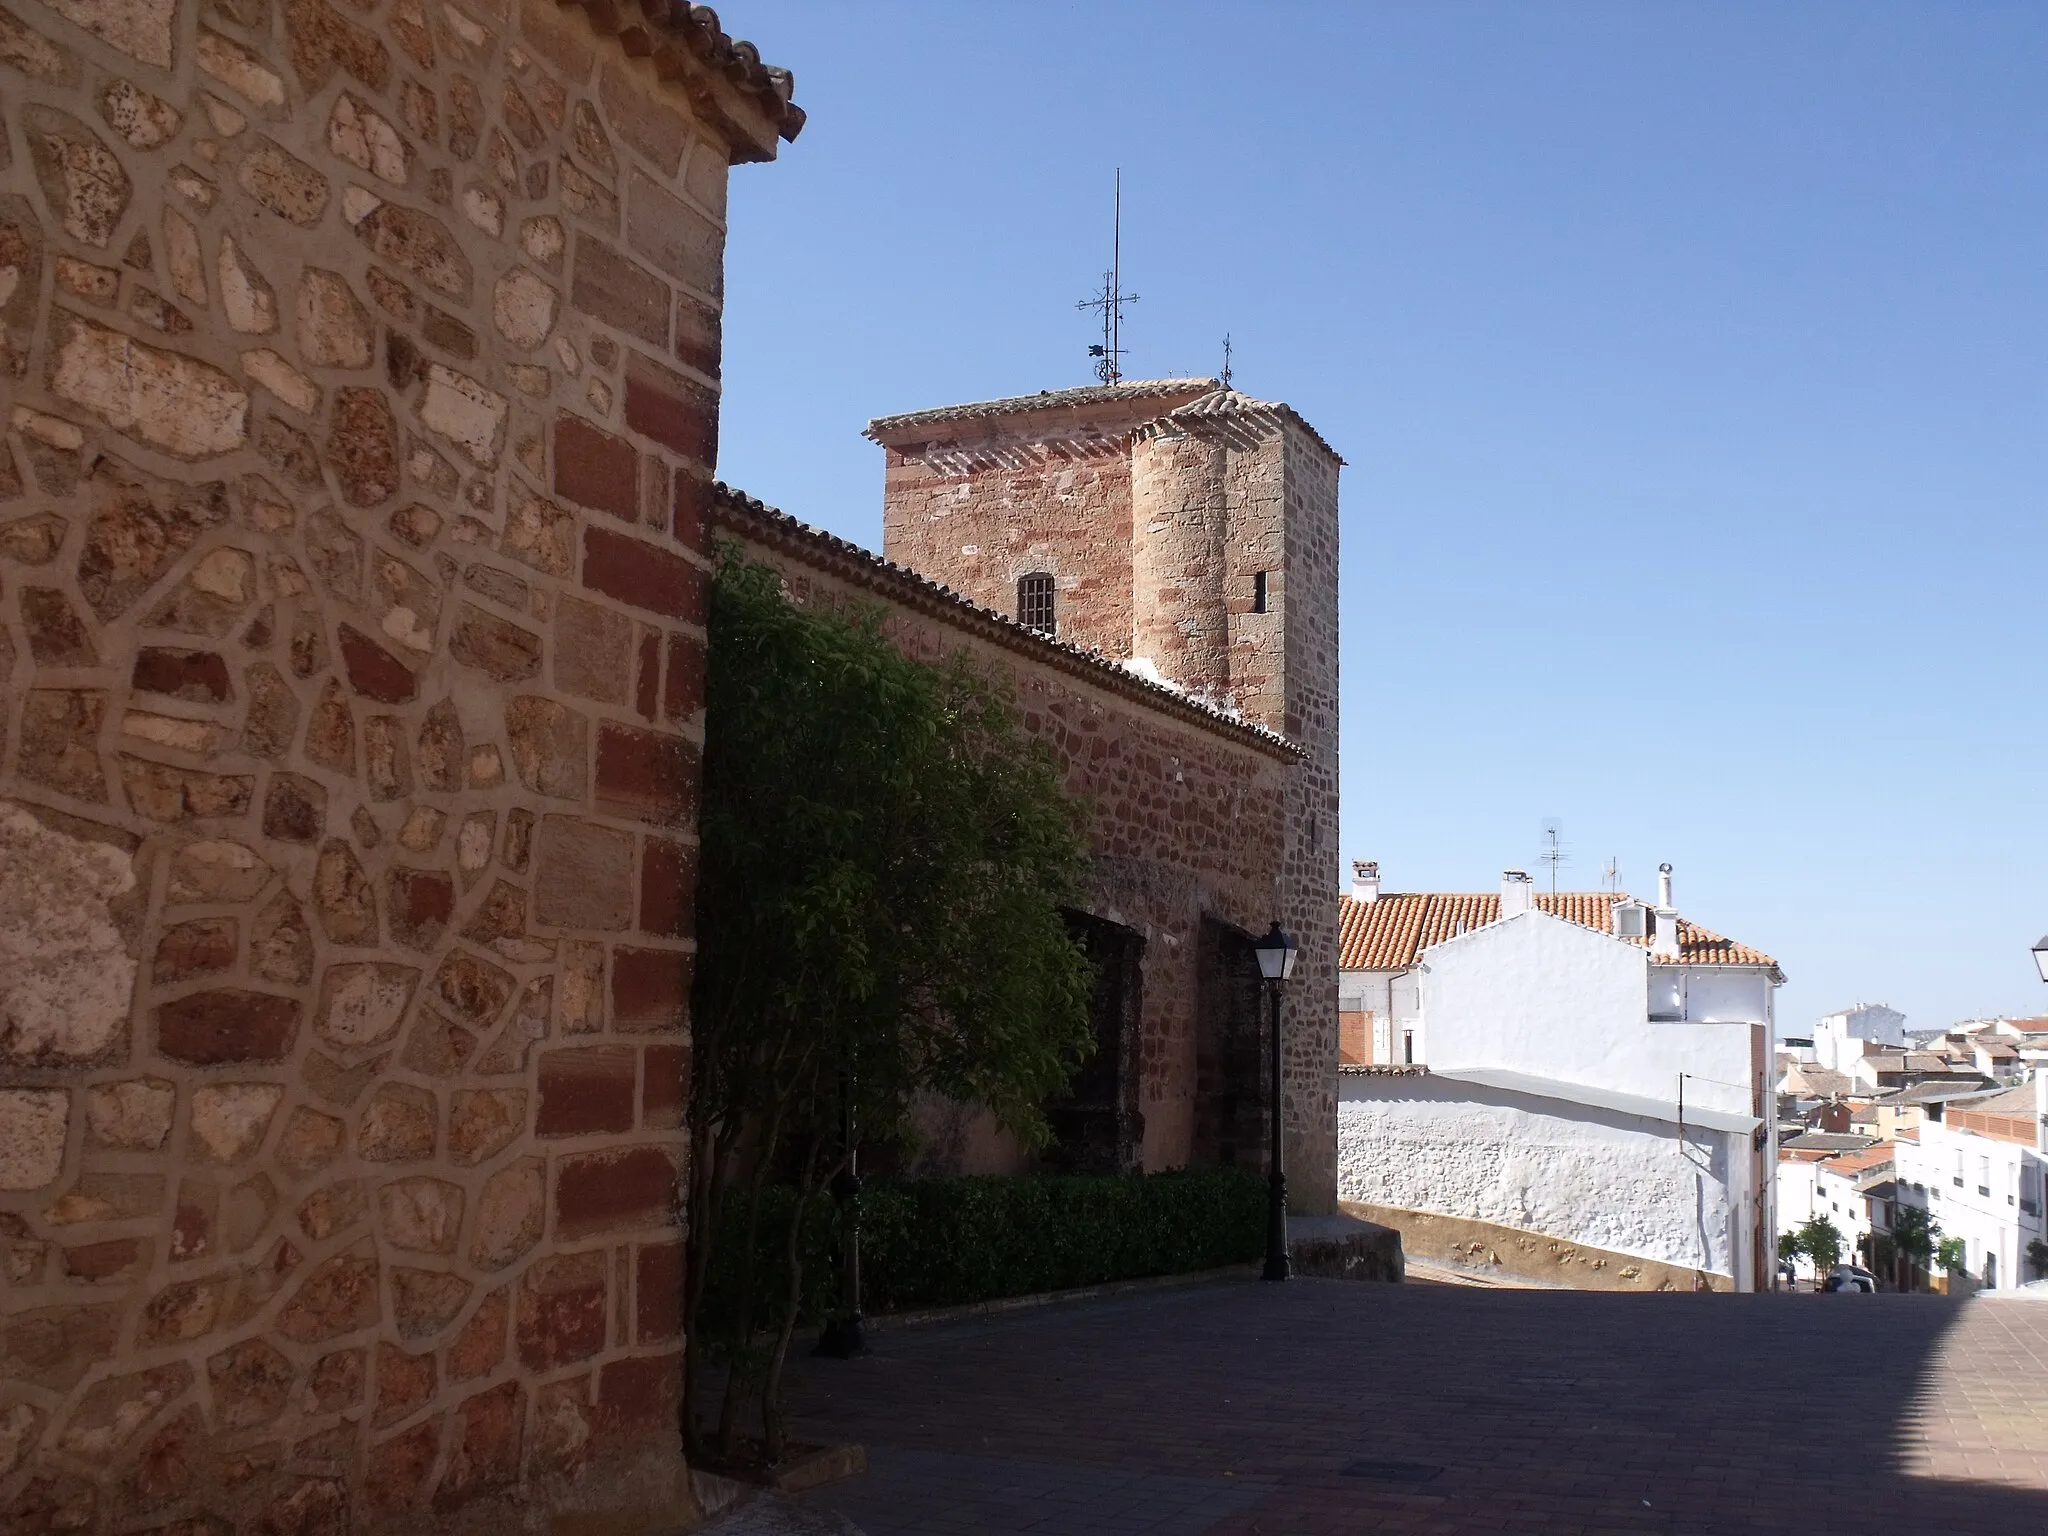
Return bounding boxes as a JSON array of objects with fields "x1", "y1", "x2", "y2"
[{"x1": 1130, "y1": 418, "x2": 1232, "y2": 701}]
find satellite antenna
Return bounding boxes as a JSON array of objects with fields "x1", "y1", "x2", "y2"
[
  {"x1": 1539, "y1": 818, "x2": 1569, "y2": 895},
  {"x1": 1077, "y1": 169, "x2": 1137, "y2": 383}
]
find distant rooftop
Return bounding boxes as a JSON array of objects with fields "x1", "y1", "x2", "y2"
[{"x1": 1339, "y1": 890, "x2": 1779, "y2": 976}]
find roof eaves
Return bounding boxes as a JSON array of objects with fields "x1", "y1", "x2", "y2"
[
  {"x1": 865, "y1": 378, "x2": 1221, "y2": 439},
  {"x1": 706, "y1": 485, "x2": 1304, "y2": 761},
  {"x1": 554, "y1": 0, "x2": 805, "y2": 154}
]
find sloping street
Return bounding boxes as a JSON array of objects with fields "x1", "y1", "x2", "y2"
[{"x1": 789, "y1": 1281, "x2": 2048, "y2": 1534}]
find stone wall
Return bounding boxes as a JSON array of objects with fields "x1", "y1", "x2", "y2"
[
  {"x1": 872, "y1": 386, "x2": 1343, "y2": 1212},
  {"x1": 708, "y1": 491, "x2": 1294, "y2": 1177},
  {"x1": 875, "y1": 387, "x2": 1216, "y2": 660},
  {"x1": 0, "y1": 1, "x2": 795, "y2": 1530}
]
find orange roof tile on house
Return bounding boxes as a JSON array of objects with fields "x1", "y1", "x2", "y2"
[
  {"x1": 1816, "y1": 1142, "x2": 1896, "y2": 1178},
  {"x1": 1337, "y1": 890, "x2": 1781, "y2": 977}
]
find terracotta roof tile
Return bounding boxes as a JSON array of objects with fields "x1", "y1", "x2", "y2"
[
  {"x1": 1338, "y1": 890, "x2": 1779, "y2": 974},
  {"x1": 706, "y1": 485, "x2": 1301, "y2": 760},
  {"x1": 867, "y1": 378, "x2": 1222, "y2": 435},
  {"x1": 553, "y1": 0, "x2": 804, "y2": 152},
  {"x1": 867, "y1": 380, "x2": 1345, "y2": 464}
]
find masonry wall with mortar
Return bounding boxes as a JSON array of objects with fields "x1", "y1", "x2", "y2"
[
  {"x1": 0, "y1": 0, "x2": 793, "y2": 1530},
  {"x1": 872, "y1": 389, "x2": 1343, "y2": 1211},
  {"x1": 709, "y1": 495, "x2": 1294, "y2": 1180}
]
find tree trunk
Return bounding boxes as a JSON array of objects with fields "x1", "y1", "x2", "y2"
[{"x1": 761, "y1": 1137, "x2": 836, "y2": 1463}]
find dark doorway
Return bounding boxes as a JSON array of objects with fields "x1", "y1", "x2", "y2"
[
  {"x1": 1193, "y1": 915, "x2": 1267, "y2": 1168},
  {"x1": 1044, "y1": 911, "x2": 1144, "y2": 1174}
]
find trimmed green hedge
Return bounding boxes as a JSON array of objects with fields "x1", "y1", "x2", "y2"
[{"x1": 701, "y1": 1168, "x2": 1265, "y2": 1342}]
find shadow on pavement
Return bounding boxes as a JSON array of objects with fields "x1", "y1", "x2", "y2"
[{"x1": 783, "y1": 1277, "x2": 2048, "y2": 1534}]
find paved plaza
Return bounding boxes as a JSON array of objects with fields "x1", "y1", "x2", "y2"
[{"x1": 784, "y1": 1278, "x2": 2048, "y2": 1534}]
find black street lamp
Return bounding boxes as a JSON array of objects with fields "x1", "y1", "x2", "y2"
[
  {"x1": 2031, "y1": 934, "x2": 2048, "y2": 985},
  {"x1": 815, "y1": 1083, "x2": 865, "y2": 1358},
  {"x1": 1252, "y1": 920, "x2": 1298, "y2": 1282}
]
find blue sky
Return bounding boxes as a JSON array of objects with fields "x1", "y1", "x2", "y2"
[{"x1": 714, "y1": 1, "x2": 2048, "y2": 1034}]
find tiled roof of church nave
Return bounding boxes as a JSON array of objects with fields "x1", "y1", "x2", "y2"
[
  {"x1": 553, "y1": 0, "x2": 805, "y2": 145},
  {"x1": 705, "y1": 485, "x2": 1303, "y2": 760},
  {"x1": 1338, "y1": 891, "x2": 1780, "y2": 973}
]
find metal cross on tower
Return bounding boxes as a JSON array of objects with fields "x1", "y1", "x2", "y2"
[{"x1": 1077, "y1": 169, "x2": 1137, "y2": 383}]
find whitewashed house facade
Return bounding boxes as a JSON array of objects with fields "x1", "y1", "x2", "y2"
[
  {"x1": 1894, "y1": 1078, "x2": 2048, "y2": 1291},
  {"x1": 1337, "y1": 864, "x2": 1784, "y2": 1290}
]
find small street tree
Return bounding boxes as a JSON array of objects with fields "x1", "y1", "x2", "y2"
[
  {"x1": 685, "y1": 549, "x2": 1098, "y2": 1465},
  {"x1": 1892, "y1": 1206, "x2": 1937, "y2": 1292},
  {"x1": 1935, "y1": 1235, "x2": 1968, "y2": 1283},
  {"x1": 1797, "y1": 1216, "x2": 1844, "y2": 1281}
]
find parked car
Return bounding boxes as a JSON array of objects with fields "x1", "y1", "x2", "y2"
[{"x1": 1823, "y1": 1265, "x2": 1876, "y2": 1294}]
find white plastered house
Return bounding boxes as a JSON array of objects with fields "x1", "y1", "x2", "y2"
[{"x1": 1336, "y1": 863, "x2": 1784, "y2": 1291}]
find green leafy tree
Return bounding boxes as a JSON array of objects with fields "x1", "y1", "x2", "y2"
[
  {"x1": 1797, "y1": 1215, "x2": 1844, "y2": 1278},
  {"x1": 685, "y1": 548, "x2": 1098, "y2": 1463},
  {"x1": 1892, "y1": 1205, "x2": 1937, "y2": 1291},
  {"x1": 1777, "y1": 1230, "x2": 1799, "y2": 1264},
  {"x1": 1935, "y1": 1235, "x2": 1968, "y2": 1278}
]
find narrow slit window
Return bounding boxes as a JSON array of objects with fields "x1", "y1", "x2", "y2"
[
  {"x1": 1252, "y1": 571, "x2": 1269, "y2": 614},
  {"x1": 1018, "y1": 572, "x2": 1056, "y2": 636}
]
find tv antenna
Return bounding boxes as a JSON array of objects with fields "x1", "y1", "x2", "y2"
[
  {"x1": 1221, "y1": 333, "x2": 1234, "y2": 388},
  {"x1": 1077, "y1": 169, "x2": 1137, "y2": 383},
  {"x1": 1602, "y1": 856, "x2": 1621, "y2": 893},
  {"x1": 1539, "y1": 818, "x2": 1569, "y2": 895}
]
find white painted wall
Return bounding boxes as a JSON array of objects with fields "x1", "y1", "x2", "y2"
[
  {"x1": 1816, "y1": 1004, "x2": 1907, "y2": 1072},
  {"x1": 1338, "y1": 1074, "x2": 1748, "y2": 1277},
  {"x1": 1895, "y1": 1122, "x2": 2047, "y2": 1290},
  {"x1": 1418, "y1": 913, "x2": 1760, "y2": 1119}
]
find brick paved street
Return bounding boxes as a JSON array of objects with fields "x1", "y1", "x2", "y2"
[{"x1": 787, "y1": 1279, "x2": 2048, "y2": 1534}]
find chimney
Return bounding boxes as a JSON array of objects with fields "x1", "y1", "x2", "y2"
[
  {"x1": 1650, "y1": 861, "x2": 1681, "y2": 960},
  {"x1": 1500, "y1": 869, "x2": 1534, "y2": 919},
  {"x1": 1351, "y1": 860, "x2": 1380, "y2": 904}
]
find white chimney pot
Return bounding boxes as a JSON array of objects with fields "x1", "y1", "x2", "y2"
[
  {"x1": 1500, "y1": 869, "x2": 1534, "y2": 919},
  {"x1": 1351, "y1": 859, "x2": 1380, "y2": 903}
]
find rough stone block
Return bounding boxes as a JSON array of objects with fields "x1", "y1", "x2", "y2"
[
  {"x1": 470, "y1": 1158, "x2": 544, "y2": 1272},
  {"x1": 569, "y1": 235, "x2": 667, "y2": 348},
  {"x1": 451, "y1": 604, "x2": 542, "y2": 681},
  {"x1": 536, "y1": 1046, "x2": 636, "y2": 1138},
  {"x1": 514, "y1": 1248, "x2": 606, "y2": 1369},
  {"x1": 610, "y1": 946, "x2": 689, "y2": 1033},
  {"x1": 597, "y1": 1352, "x2": 680, "y2": 1432},
  {"x1": 378, "y1": 1177, "x2": 464, "y2": 1254},
  {"x1": 533, "y1": 817, "x2": 633, "y2": 931},
  {"x1": 635, "y1": 1241, "x2": 682, "y2": 1343},
  {"x1": 582, "y1": 526, "x2": 699, "y2": 620},
  {"x1": 638, "y1": 834, "x2": 695, "y2": 938},
  {"x1": 156, "y1": 990, "x2": 299, "y2": 1065},
  {"x1": 595, "y1": 722, "x2": 696, "y2": 827},
  {"x1": 278, "y1": 1251, "x2": 380, "y2": 1343},
  {"x1": 505, "y1": 696, "x2": 588, "y2": 799},
  {"x1": 0, "y1": 1089, "x2": 68, "y2": 1189},
  {"x1": 625, "y1": 168, "x2": 722, "y2": 297},
  {"x1": 553, "y1": 1145, "x2": 676, "y2": 1240},
  {"x1": 641, "y1": 1042, "x2": 688, "y2": 1131}
]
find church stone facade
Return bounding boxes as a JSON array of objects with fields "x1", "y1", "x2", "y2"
[
  {"x1": 868, "y1": 380, "x2": 1343, "y2": 1212},
  {"x1": 0, "y1": 0, "x2": 797, "y2": 1530}
]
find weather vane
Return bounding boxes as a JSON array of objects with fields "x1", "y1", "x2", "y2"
[{"x1": 1077, "y1": 169, "x2": 1137, "y2": 383}]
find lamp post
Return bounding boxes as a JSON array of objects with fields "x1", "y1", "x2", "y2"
[
  {"x1": 1253, "y1": 920, "x2": 1298, "y2": 1282},
  {"x1": 2032, "y1": 935, "x2": 2048, "y2": 984},
  {"x1": 814, "y1": 1080, "x2": 865, "y2": 1358}
]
